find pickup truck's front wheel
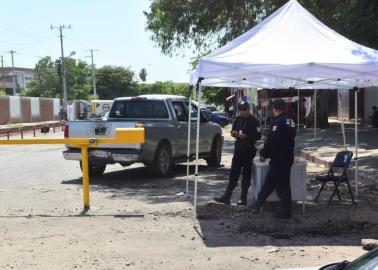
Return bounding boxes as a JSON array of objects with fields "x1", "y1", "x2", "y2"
[
  {"x1": 80, "y1": 162, "x2": 106, "y2": 177},
  {"x1": 147, "y1": 143, "x2": 172, "y2": 177},
  {"x1": 206, "y1": 136, "x2": 222, "y2": 167}
]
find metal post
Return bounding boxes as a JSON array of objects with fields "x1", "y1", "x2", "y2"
[
  {"x1": 193, "y1": 81, "x2": 201, "y2": 227},
  {"x1": 89, "y1": 49, "x2": 98, "y2": 99},
  {"x1": 354, "y1": 89, "x2": 359, "y2": 197},
  {"x1": 10, "y1": 50, "x2": 16, "y2": 95},
  {"x1": 314, "y1": 89, "x2": 317, "y2": 139},
  {"x1": 81, "y1": 147, "x2": 90, "y2": 209},
  {"x1": 59, "y1": 27, "x2": 67, "y2": 110},
  {"x1": 1, "y1": 56, "x2": 5, "y2": 94},
  {"x1": 186, "y1": 89, "x2": 192, "y2": 198},
  {"x1": 51, "y1": 25, "x2": 70, "y2": 119},
  {"x1": 297, "y1": 89, "x2": 300, "y2": 134},
  {"x1": 338, "y1": 90, "x2": 347, "y2": 149}
]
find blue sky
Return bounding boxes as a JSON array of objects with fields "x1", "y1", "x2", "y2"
[{"x1": 0, "y1": 0, "x2": 194, "y2": 83}]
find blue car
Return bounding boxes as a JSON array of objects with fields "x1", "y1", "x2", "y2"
[{"x1": 202, "y1": 109, "x2": 229, "y2": 127}]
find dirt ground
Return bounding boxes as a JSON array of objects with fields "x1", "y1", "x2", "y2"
[{"x1": 0, "y1": 128, "x2": 377, "y2": 270}]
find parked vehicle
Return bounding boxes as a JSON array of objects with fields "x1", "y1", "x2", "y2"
[
  {"x1": 201, "y1": 109, "x2": 229, "y2": 127},
  {"x1": 277, "y1": 247, "x2": 378, "y2": 270},
  {"x1": 63, "y1": 95, "x2": 223, "y2": 177}
]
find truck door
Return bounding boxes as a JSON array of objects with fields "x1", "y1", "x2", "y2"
[{"x1": 171, "y1": 100, "x2": 190, "y2": 157}]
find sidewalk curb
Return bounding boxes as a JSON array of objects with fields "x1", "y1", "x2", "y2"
[{"x1": 296, "y1": 148, "x2": 331, "y2": 167}]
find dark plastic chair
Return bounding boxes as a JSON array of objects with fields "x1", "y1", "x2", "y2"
[{"x1": 314, "y1": 151, "x2": 355, "y2": 205}]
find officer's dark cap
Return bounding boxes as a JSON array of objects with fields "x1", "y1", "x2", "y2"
[
  {"x1": 272, "y1": 99, "x2": 286, "y2": 110},
  {"x1": 238, "y1": 101, "x2": 250, "y2": 110}
]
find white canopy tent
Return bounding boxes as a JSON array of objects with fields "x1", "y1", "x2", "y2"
[{"x1": 188, "y1": 0, "x2": 378, "y2": 226}]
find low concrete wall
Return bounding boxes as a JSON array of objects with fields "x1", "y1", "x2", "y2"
[{"x1": 0, "y1": 96, "x2": 61, "y2": 125}]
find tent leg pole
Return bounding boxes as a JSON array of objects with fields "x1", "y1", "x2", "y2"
[
  {"x1": 186, "y1": 90, "x2": 192, "y2": 198},
  {"x1": 193, "y1": 81, "x2": 201, "y2": 228},
  {"x1": 314, "y1": 89, "x2": 317, "y2": 139},
  {"x1": 354, "y1": 89, "x2": 359, "y2": 197},
  {"x1": 297, "y1": 89, "x2": 300, "y2": 134},
  {"x1": 338, "y1": 90, "x2": 347, "y2": 149}
]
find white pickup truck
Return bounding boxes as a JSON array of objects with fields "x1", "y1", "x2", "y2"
[{"x1": 63, "y1": 94, "x2": 223, "y2": 177}]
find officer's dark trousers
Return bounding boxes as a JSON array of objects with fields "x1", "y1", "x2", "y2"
[
  {"x1": 225, "y1": 150, "x2": 255, "y2": 200},
  {"x1": 256, "y1": 160, "x2": 293, "y2": 214}
]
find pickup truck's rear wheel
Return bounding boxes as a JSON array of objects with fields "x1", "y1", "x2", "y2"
[
  {"x1": 147, "y1": 143, "x2": 172, "y2": 177},
  {"x1": 206, "y1": 136, "x2": 222, "y2": 167},
  {"x1": 80, "y1": 162, "x2": 106, "y2": 177}
]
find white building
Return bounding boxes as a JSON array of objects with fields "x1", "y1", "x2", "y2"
[{"x1": 0, "y1": 67, "x2": 34, "y2": 95}]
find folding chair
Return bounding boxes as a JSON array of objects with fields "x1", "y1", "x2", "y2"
[{"x1": 314, "y1": 151, "x2": 355, "y2": 205}]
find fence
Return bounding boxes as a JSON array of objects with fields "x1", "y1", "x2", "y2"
[{"x1": 0, "y1": 122, "x2": 65, "y2": 139}]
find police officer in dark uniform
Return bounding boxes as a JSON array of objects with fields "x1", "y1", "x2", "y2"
[
  {"x1": 214, "y1": 101, "x2": 261, "y2": 205},
  {"x1": 251, "y1": 99, "x2": 296, "y2": 219}
]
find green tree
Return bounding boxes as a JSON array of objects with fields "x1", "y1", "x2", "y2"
[
  {"x1": 24, "y1": 56, "x2": 60, "y2": 98},
  {"x1": 137, "y1": 81, "x2": 189, "y2": 97},
  {"x1": 96, "y1": 66, "x2": 137, "y2": 99},
  {"x1": 24, "y1": 56, "x2": 92, "y2": 100}
]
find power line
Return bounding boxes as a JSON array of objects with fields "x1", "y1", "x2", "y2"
[{"x1": 0, "y1": 25, "x2": 55, "y2": 39}]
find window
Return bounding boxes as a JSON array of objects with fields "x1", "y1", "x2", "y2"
[
  {"x1": 172, "y1": 101, "x2": 188, "y2": 122},
  {"x1": 184, "y1": 101, "x2": 199, "y2": 120},
  {"x1": 109, "y1": 100, "x2": 169, "y2": 119}
]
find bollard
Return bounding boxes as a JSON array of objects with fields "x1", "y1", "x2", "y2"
[
  {"x1": 53, "y1": 125, "x2": 56, "y2": 133},
  {"x1": 21, "y1": 129, "x2": 24, "y2": 140},
  {"x1": 81, "y1": 147, "x2": 90, "y2": 209},
  {"x1": 7, "y1": 131, "x2": 9, "y2": 140},
  {"x1": 33, "y1": 128, "x2": 36, "y2": 137}
]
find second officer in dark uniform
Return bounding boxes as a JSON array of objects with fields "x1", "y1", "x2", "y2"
[
  {"x1": 251, "y1": 99, "x2": 296, "y2": 219},
  {"x1": 214, "y1": 101, "x2": 261, "y2": 205}
]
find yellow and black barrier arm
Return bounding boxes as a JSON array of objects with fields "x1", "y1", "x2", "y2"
[{"x1": 0, "y1": 128, "x2": 145, "y2": 210}]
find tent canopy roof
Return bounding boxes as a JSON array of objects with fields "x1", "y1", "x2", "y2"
[{"x1": 191, "y1": 0, "x2": 378, "y2": 89}]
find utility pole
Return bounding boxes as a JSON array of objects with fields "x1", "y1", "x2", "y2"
[
  {"x1": 8, "y1": 50, "x2": 16, "y2": 95},
  {"x1": 1, "y1": 56, "x2": 5, "y2": 94},
  {"x1": 56, "y1": 59, "x2": 63, "y2": 120},
  {"x1": 51, "y1": 24, "x2": 70, "y2": 119},
  {"x1": 87, "y1": 49, "x2": 98, "y2": 99}
]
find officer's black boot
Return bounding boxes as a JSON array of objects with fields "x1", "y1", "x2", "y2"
[
  {"x1": 237, "y1": 190, "x2": 248, "y2": 206},
  {"x1": 214, "y1": 190, "x2": 231, "y2": 205},
  {"x1": 274, "y1": 200, "x2": 292, "y2": 219},
  {"x1": 248, "y1": 199, "x2": 262, "y2": 214}
]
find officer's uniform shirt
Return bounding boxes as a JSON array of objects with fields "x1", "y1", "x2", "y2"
[
  {"x1": 264, "y1": 113, "x2": 296, "y2": 164},
  {"x1": 232, "y1": 115, "x2": 261, "y2": 154}
]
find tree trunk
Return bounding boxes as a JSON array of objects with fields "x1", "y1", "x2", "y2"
[{"x1": 306, "y1": 91, "x2": 330, "y2": 128}]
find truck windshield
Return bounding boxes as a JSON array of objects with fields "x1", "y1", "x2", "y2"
[{"x1": 109, "y1": 100, "x2": 169, "y2": 119}]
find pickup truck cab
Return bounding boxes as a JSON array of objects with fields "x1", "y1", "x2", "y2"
[{"x1": 63, "y1": 95, "x2": 223, "y2": 177}]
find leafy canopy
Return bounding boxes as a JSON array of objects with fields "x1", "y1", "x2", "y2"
[{"x1": 144, "y1": 0, "x2": 378, "y2": 56}]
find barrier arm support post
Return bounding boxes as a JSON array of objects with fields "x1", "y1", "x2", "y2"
[{"x1": 81, "y1": 147, "x2": 90, "y2": 209}]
